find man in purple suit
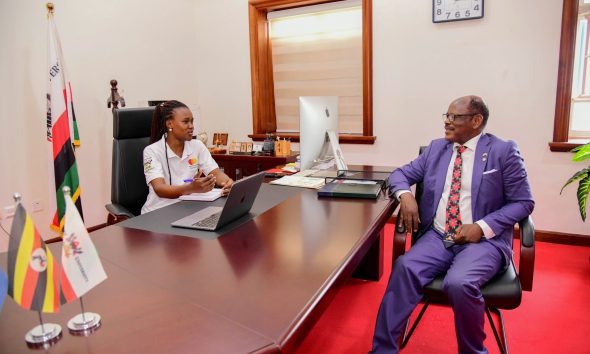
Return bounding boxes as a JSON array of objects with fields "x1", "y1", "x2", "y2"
[{"x1": 370, "y1": 95, "x2": 534, "y2": 354}]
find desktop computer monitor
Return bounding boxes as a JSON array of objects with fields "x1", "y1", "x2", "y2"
[{"x1": 299, "y1": 96, "x2": 347, "y2": 172}]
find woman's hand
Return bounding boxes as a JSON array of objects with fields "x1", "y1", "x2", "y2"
[
  {"x1": 190, "y1": 173, "x2": 216, "y2": 193},
  {"x1": 219, "y1": 178, "x2": 234, "y2": 196}
]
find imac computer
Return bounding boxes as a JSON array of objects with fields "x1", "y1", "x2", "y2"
[{"x1": 299, "y1": 96, "x2": 347, "y2": 173}]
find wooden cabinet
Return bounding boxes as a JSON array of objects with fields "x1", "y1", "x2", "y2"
[{"x1": 212, "y1": 153, "x2": 298, "y2": 180}]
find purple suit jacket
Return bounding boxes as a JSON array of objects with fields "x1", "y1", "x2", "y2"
[{"x1": 389, "y1": 133, "x2": 534, "y2": 265}]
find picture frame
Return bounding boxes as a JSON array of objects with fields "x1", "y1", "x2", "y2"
[{"x1": 212, "y1": 133, "x2": 228, "y2": 146}]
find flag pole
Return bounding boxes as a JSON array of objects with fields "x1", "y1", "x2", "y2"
[
  {"x1": 37, "y1": 311, "x2": 46, "y2": 333},
  {"x1": 63, "y1": 186, "x2": 102, "y2": 335},
  {"x1": 46, "y1": 2, "x2": 54, "y2": 17}
]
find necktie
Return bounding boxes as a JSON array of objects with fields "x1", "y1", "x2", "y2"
[{"x1": 444, "y1": 145, "x2": 466, "y2": 246}]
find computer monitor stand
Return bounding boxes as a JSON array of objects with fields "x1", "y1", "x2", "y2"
[{"x1": 310, "y1": 130, "x2": 355, "y2": 177}]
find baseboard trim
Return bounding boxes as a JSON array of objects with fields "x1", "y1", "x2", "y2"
[
  {"x1": 88, "y1": 222, "x2": 108, "y2": 233},
  {"x1": 387, "y1": 216, "x2": 590, "y2": 247},
  {"x1": 45, "y1": 222, "x2": 109, "y2": 244}
]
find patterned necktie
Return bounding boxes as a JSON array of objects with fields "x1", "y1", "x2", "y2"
[{"x1": 444, "y1": 145, "x2": 466, "y2": 245}]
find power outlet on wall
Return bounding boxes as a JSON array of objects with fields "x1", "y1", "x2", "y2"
[{"x1": 31, "y1": 199, "x2": 43, "y2": 213}]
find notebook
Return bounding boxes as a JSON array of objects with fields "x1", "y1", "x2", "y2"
[
  {"x1": 171, "y1": 172, "x2": 265, "y2": 231},
  {"x1": 179, "y1": 188, "x2": 223, "y2": 202}
]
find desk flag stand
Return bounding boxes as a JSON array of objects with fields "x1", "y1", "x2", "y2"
[
  {"x1": 8, "y1": 193, "x2": 62, "y2": 347},
  {"x1": 25, "y1": 311, "x2": 62, "y2": 347},
  {"x1": 62, "y1": 186, "x2": 103, "y2": 335},
  {"x1": 67, "y1": 297, "x2": 101, "y2": 335}
]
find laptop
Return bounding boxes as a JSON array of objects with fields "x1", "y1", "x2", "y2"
[{"x1": 171, "y1": 171, "x2": 265, "y2": 231}]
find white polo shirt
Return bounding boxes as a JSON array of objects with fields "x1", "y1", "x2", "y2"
[{"x1": 141, "y1": 136, "x2": 219, "y2": 214}]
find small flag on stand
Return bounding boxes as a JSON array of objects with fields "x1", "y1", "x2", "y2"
[
  {"x1": 46, "y1": 2, "x2": 83, "y2": 233},
  {"x1": 8, "y1": 193, "x2": 62, "y2": 346},
  {"x1": 7, "y1": 202, "x2": 59, "y2": 313},
  {"x1": 60, "y1": 186, "x2": 107, "y2": 303},
  {"x1": 61, "y1": 186, "x2": 106, "y2": 333},
  {"x1": 0, "y1": 269, "x2": 7, "y2": 312}
]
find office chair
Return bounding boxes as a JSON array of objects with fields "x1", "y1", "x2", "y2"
[
  {"x1": 106, "y1": 107, "x2": 154, "y2": 225},
  {"x1": 392, "y1": 147, "x2": 535, "y2": 354}
]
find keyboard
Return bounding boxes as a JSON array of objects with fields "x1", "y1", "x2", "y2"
[{"x1": 193, "y1": 212, "x2": 221, "y2": 229}]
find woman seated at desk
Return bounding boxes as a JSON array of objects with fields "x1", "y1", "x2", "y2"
[{"x1": 141, "y1": 100, "x2": 233, "y2": 214}]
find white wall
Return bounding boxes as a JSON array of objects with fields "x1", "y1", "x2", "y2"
[
  {"x1": 0, "y1": 0, "x2": 587, "y2": 252},
  {"x1": 0, "y1": 0, "x2": 200, "y2": 250}
]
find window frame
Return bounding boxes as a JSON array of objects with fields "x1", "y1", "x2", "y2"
[
  {"x1": 248, "y1": 0, "x2": 375, "y2": 144},
  {"x1": 551, "y1": 0, "x2": 589, "y2": 151}
]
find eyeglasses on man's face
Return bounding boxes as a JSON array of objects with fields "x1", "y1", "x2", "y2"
[{"x1": 442, "y1": 113, "x2": 477, "y2": 122}]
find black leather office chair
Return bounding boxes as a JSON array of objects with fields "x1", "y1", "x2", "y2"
[
  {"x1": 105, "y1": 107, "x2": 154, "y2": 225},
  {"x1": 392, "y1": 147, "x2": 535, "y2": 354}
]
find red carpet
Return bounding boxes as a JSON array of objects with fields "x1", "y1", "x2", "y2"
[{"x1": 295, "y1": 224, "x2": 590, "y2": 353}]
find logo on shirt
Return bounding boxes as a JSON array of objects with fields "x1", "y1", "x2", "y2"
[
  {"x1": 144, "y1": 157, "x2": 153, "y2": 172},
  {"x1": 188, "y1": 156, "x2": 198, "y2": 166}
]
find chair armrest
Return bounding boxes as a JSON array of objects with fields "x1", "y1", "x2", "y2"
[
  {"x1": 105, "y1": 203, "x2": 134, "y2": 225},
  {"x1": 518, "y1": 216, "x2": 535, "y2": 292},
  {"x1": 393, "y1": 215, "x2": 409, "y2": 268}
]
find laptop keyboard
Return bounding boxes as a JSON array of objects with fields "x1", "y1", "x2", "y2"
[{"x1": 193, "y1": 212, "x2": 221, "y2": 229}]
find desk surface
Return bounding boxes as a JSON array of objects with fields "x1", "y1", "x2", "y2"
[{"x1": 0, "y1": 183, "x2": 396, "y2": 354}]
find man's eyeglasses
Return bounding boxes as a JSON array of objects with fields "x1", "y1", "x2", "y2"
[{"x1": 442, "y1": 113, "x2": 477, "y2": 122}]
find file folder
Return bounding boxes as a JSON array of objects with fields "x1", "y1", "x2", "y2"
[{"x1": 317, "y1": 179, "x2": 383, "y2": 199}]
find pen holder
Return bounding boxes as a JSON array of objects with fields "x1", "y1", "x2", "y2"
[{"x1": 275, "y1": 140, "x2": 291, "y2": 157}]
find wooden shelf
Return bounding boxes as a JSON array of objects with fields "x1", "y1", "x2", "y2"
[{"x1": 212, "y1": 152, "x2": 298, "y2": 180}]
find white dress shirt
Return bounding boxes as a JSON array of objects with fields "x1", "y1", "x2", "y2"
[{"x1": 396, "y1": 133, "x2": 495, "y2": 239}]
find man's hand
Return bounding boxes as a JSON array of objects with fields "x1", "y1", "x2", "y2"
[
  {"x1": 399, "y1": 193, "x2": 420, "y2": 233},
  {"x1": 454, "y1": 224, "x2": 484, "y2": 244}
]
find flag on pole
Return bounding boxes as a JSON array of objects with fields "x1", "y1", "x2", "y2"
[
  {"x1": 7, "y1": 203, "x2": 59, "y2": 313},
  {"x1": 47, "y1": 5, "x2": 83, "y2": 232},
  {"x1": 60, "y1": 187, "x2": 107, "y2": 304},
  {"x1": 0, "y1": 269, "x2": 7, "y2": 312}
]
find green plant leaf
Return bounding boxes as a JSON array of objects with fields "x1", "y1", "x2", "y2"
[
  {"x1": 577, "y1": 174, "x2": 590, "y2": 222},
  {"x1": 572, "y1": 143, "x2": 590, "y2": 162},
  {"x1": 561, "y1": 167, "x2": 590, "y2": 194}
]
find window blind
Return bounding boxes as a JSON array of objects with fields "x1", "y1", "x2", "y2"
[{"x1": 269, "y1": 5, "x2": 363, "y2": 134}]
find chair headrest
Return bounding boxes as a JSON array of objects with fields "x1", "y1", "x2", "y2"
[{"x1": 113, "y1": 107, "x2": 155, "y2": 139}]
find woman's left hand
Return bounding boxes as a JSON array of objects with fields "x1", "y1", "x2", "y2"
[{"x1": 220, "y1": 178, "x2": 234, "y2": 196}]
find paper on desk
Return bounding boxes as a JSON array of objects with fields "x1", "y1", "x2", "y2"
[
  {"x1": 270, "y1": 175, "x2": 325, "y2": 189},
  {"x1": 293, "y1": 169, "x2": 319, "y2": 177},
  {"x1": 179, "y1": 188, "x2": 223, "y2": 201},
  {"x1": 338, "y1": 179, "x2": 379, "y2": 184}
]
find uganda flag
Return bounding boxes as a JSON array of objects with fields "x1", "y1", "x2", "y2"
[
  {"x1": 7, "y1": 203, "x2": 59, "y2": 313},
  {"x1": 47, "y1": 5, "x2": 83, "y2": 232}
]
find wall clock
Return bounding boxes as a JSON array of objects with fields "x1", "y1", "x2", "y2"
[{"x1": 433, "y1": 0, "x2": 484, "y2": 23}]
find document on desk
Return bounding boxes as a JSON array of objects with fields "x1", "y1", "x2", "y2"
[
  {"x1": 179, "y1": 188, "x2": 223, "y2": 202},
  {"x1": 270, "y1": 175, "x2": 326, "y2": 189}
]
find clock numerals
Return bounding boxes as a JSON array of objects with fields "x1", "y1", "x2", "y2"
[{"x1": 433, "y1": 0, "x2": 484, "y2": 23}]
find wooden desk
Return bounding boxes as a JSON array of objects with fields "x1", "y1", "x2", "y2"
[
  {"x1": 0, "y1": 181, "x2": 396, "y2": 353},
  {"x1": 212, "y1": 152, "x2": 298, "y2": 180}
]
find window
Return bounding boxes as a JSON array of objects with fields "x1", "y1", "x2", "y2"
[
  {"x1": 551, "y1": 0, "x2": 590, "y2": 151},
  {"x1": 248, "y1": 0, "x2": 374, "y2": 144}
]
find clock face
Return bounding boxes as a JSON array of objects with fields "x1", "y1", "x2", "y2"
[{"x1": 433, "y1": 0, "x2": 484, "y2": 23}]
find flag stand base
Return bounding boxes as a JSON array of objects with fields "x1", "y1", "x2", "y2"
[
  {"x1": 25, "y1": 323, "x2": 62, "y2": 348},
  {"x1": 67, "y1": 312, "x2": 101, "y2": 335}
]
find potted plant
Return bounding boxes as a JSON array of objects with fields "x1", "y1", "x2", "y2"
[{"x1": 561, "y1": 142, "x2": 590, "y2": 221}]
